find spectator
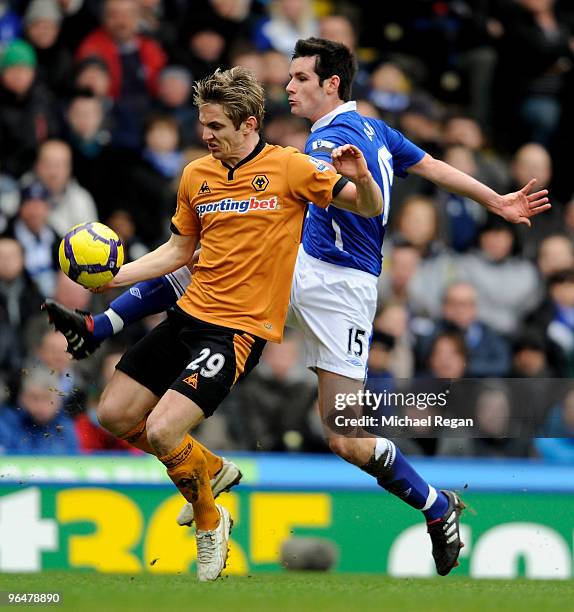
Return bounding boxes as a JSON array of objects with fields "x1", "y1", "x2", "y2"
[
  {"x1": 368, "y1": 61, "x2": 412, "y2": 126},
  {"x1": 458, "y1": 214, "x2": 541, "y2": 335},
  {"x1": 118, "y1": 115, "x2": 183, "y2": 247},
  {"x1": 150, "y1": 65, "x2": 198, "y2": 148},
  {"x1": 0, "y1": 237, "x2": 44, "y2": 400},
  {"x1": 3, "y1": 181, "x2": 60, "y2": 297},
  {"x1": 23, "y1": 139, "x2": 98, "y2": 238},
  {"x1": 510, "y1": 142, "x2": 561, "y2": 258},
  {"x1": 23, "y1": 0, "x2": 73, "y2": 95},
  {"x1": 372, "y1": 302, "x2": 414, "y2": 379},
  {"x1": 437, "y1": 145, "x2": 488, "y2": 252},
  {"x1": 75, "y1": 347, "x2": 140, "y2": 452},
  {"x1": 498, "y1": 0, "x2": 574, "y2": 147},
  {"x1": 228, "y1": 330, "x2": 321, "y2": 452},
  {"x1": 253, "y1": 0, "x2": 319, "y2": 58},
  {"x1": 0, "y1": 39, "x2": 60, "y2": 177},
  {"x1": 535, "y1": 387, "x2": 574, "y2": 461},
  {"x1": 438, "y1": 383, "x2": 533, "y2": 458},
  {"x1": 510, "y1": 328, "x2": 555, "y2": 377},
  {"x1": 378, "y1": 238, "x2": 421, "y2": 306},
  {"x1": 76, "y1": 0, "x2": 167, "y2": 148},
  {"x1": 426, "y1": 329, "x2": 467, "y2": 380},
  {"x1": 536, "y1": 234, "x2": 574, "y2": 279},
  {"x1": 0, "y1": 367, "x2": 79, "y2": 454},
  {"x1": 414, "y1": 282, "x2": 511, "y2": 377},
  {"x1": 526, "y1": 268, "x2": 574, "y2": 376},
  {"x1": 0, "y1": 2, "x2": 21, "y2": 47}
]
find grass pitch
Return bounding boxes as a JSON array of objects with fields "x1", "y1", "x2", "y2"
[{"x1": 1, "y1": 572, "x2": 572, "y2": 612}]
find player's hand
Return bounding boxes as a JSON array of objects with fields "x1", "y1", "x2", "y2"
[
  {"x1": 89, "y1": 282, "x2": 113, "y2": 294},
  {"x1": 331, "y1": 144, "x2": 370, "y2": 182},
  {"x1": 496, "y1": 179, "x2": 551, "y2": 227}
]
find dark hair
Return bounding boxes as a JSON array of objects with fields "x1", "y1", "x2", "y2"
[
  {"x1": 292, "y1": 37, "x2": 357, "y2": 102},
  {"x1": 548, "y1": 268, "x2": 574, "y2": 287}
]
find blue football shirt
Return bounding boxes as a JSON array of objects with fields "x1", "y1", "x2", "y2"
[{"x1": 303, "y1": 101, "x2": 426, "y2": 276}]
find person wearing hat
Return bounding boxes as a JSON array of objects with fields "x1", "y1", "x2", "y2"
[
  {"x1": 0, "y1": 38, "x2": 60, "y2": 177},
  {"x1": 24, "y1": 0, "x2": 73, "y2": 95}
]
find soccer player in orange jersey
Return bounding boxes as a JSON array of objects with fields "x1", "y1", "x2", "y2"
[{"x1": 83, "y1": 67, "x2": 382, "y2": 582}]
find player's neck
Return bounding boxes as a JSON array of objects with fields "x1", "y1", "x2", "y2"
[{"x1": 311, "y1": 100, "x2": 346, "y2": 124}]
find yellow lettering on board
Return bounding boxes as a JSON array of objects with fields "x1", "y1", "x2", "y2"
[
  {"x1": 57, "y1": 488, "x2": 142, "y2": 572},
  {"x1": 250, "y1": 493, "x2": 331, "y2": 563}
]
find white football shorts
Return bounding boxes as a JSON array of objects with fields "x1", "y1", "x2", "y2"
[{"x1": 286, "y1": 246, "x2": 378, "y2": 380}]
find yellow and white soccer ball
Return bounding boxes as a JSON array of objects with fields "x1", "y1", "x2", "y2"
[{"x1": 58, "y1": 222, "x2": 124, "y2": 289}]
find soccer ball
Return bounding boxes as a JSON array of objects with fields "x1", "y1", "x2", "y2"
[{"x1": 58, "y1": 222, "x2": 124, "y2": 289}]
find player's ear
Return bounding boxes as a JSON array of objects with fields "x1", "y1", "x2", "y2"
[
  {"x1": 243, "y1": 116, "x2": 258, "y2": 134},
  {"x1": 327, "y1": 75, "x2": 340, "y2": 95}
]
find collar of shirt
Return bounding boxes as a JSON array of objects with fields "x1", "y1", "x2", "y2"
[{"x1": 311, "y1": 101, "x2": 357, "y2": 133}]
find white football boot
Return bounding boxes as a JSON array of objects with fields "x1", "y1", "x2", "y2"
[{"x1": 196, "y1": 504, "x2": 233, "y2": 582}]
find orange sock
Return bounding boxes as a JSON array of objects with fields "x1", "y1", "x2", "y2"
[
  {"x1": 119, "y1": 415, "x2": 156, "y2": 455},
  {"x1": 192, "y1": 439, "x2": 223, "y2": 479},
  {"x1": 159, "y1": 434, "x2": 220, "y2": 531}
]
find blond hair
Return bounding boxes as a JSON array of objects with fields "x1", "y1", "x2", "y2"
[{"x1": 193, "y1": 66, "x2": 265, "y2": 131}]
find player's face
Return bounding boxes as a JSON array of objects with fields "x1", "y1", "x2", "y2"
[
  {"x1": 287, "y1": 56, "x2": 333, "y2": 123},
  {"x1": 199, "y1": 103, "x2": 247, "y2": 163}
]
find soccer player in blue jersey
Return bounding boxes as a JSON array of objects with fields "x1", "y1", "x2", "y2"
[{"x1": 44, "y1": 38, "x2": 550, "y2": 576}]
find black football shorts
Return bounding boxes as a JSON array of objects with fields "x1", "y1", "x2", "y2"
[{"x1": 116, "y1": 306, "x2": 266, "y2": 416}]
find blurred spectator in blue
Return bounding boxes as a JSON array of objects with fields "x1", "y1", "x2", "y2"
[
  {"x1": 415, "y1": 281, "x2": 511, "y2": 377},
  {"x1": 497, "y1": 0, "x2": 574, "y2": 148},
  {"x1": 253, "y1": 0, "x2": 318, "y2": 58},
  {"x1": 535, "y1": 387, "x2": 574, "y2": 461},
  {"x1": 0, "y1": 237, "x2": 44, "y2": 401},
  {"x1": 22, "y1": 139, "x2": 98, "y2": 238},
  {"x1": 23, "y1": 0, "x2": 73, "y2": 96},
  {"x1": 118, "y1": 115, "x2": 183, "y2": 247},
  {"x1": 0, "y1": 1, "x2": 22, "y2": 48},
  {"x1": 2, "y1": 181, "x2": 60, "y2": 298},
  {"x1": 0, "y1": 367, "x2": 79, "y2": 455},
  {"x1": 458, "y1": 214, "x2": 541, "y2": 335},
  {"x1": 526, "y1": 268, "x2": 574, "y2": 377},
  {"x1": 438, "y1": 145, "x2": 488, "y2": 252},
  {"x1": 368, "y1": 61, "x2": 412, "y2": 127},
  {"x1": 0, "y1": 39, "x2": 60, "y2": 178},
  {"x1": 150, "y1": 65, "x2": 198, "y2": 148},
  {"x1": 76, "y1": 0, "x2": 167, "y2": 149}
]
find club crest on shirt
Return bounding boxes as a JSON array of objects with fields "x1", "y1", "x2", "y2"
[{"x1": 252, "y1": 175, "x2": 269, "y2": 191}]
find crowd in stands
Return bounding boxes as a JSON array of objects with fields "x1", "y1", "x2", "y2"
[{"x1": 1, "y1": 0, "x2": 574, "y2": 459}]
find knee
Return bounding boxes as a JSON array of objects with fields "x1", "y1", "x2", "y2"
[
  {"x1": 146, "y1": 411, "x2": 173, "y2": 452},
  {"x1": 96, "y1": 393, "x2": 124, "y2": 435}
]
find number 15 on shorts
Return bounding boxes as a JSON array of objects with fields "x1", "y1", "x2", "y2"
[{"x1": 347, "y1": 327, "x2": 365, "y2": 356}]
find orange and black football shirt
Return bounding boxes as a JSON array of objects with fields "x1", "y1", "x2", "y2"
[{"x1": 171, "y1": 139, "x2": 347, "y2": 342}]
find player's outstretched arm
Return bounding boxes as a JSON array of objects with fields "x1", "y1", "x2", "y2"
[
  {"x1": 408, "y1": 154, "x2": 551, "y2": 227},
  {"x1": 331, "y1": 144, "x2": 383, "y2": 218},
  {"x1": 105, "y1": 233, "x2": 199, "y2": 290}
]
